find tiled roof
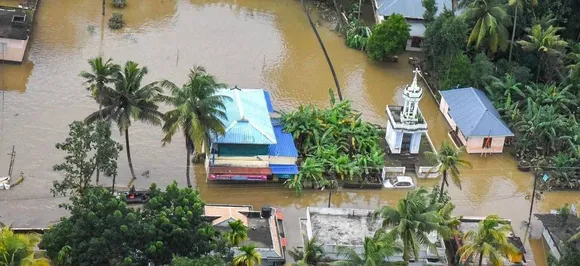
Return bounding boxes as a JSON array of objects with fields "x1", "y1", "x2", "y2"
[
  {"x1": 215, "y1": 88, "x2": 276, "y2": 145},
  {"x1": 377, "y1": 0, "x2": 452, "y2": 19},
  {"x1": 269, "y1": 125, "x2": 298, "y2": 157},
  {"x1": 440, "y1": 87, "x2": 513, "y2": 137}
]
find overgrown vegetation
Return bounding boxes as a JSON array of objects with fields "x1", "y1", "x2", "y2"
[
  {"x1": 422, "y1": 0, "x2": 580, "y2": 190},
  {"x1": 108, "y1": 12, "x2": 124, "y2": 30},
  {"x1": 366, "y1": 14, "x2": 410, "y2": 61},
  {"x1": 42, "y1": 182, "x2": 233, "y2": 265},
  {"x1": 111, "y1": 0, "x2": 127, "y2": 8},
  {"x1": 281, "y1": 93, "x2": 383, "y2": 194}
]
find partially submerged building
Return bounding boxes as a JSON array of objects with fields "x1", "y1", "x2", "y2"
[
  {"x1": 0, "y1": 6, "x2": 32, "y2": 62},
  {"x1": 440, "y1": 87, "x2": 514, "y2": 154},
  {"x1": 301, "y1": 207, "x2": 447, "y2": 265},
  {"x1": 373, "y1": 0, "x2": 453, "y2": 51},
  {"x1": 383, "y1": 69, "x2": 439, "y2": 178},
  {"x1": 204, "y1": 204, "x2": 286, "y2": 266},
  {"x1": 536, "y1": 210, "x2": 580, "y2": 261},
  {"x1": 206, "y1": 87, "x2": 298, "y2": 181},
  {"x1": 450, "y1": 217, "x2": 527, "y2": 265}
]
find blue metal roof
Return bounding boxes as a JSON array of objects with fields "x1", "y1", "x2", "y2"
[
  {"x1": 377, "y1": 0, "x2": 452, "y2": 19},
  {"x1": 214, "y1": 88, "x2": 277, "y2": 145},
  {"x1": 263, "y1": 90, "x2": 274, "y2": 113},
  {"x1": 440, "y1": 87, "x2": 514, "y2": 137},
  {"x1": 270, "y1": 164, "x2": 299, "y2": 176},
  {"x1": 269, "y1": 125, "x2": 298, "y2": 157}
]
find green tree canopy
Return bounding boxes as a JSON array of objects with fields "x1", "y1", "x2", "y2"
[
  {"x1": 42, "y1": 182, "x2": 231, "y2": 265},
  {"x1": 366, "y1": 14, "x2": 410, "y2": 60},
  {"x1": 464, "y1": 0, "x2": 511, "y2": 53},
  {"x1": 0, "y1": 226, "x2": 50, "y2": 266},
  {"x1": 52, "y1": 120, "x2": 122, "y2": 196}
]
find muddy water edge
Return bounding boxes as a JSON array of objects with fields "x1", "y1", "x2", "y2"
[{"x1": 0, "y1": 0, "x2": 578, "y2": 265}]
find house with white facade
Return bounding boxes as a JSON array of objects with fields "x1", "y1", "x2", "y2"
[
  {"x1": 0, "y1": 6, "x2": 32, "y2": 62},
  {"x1": 373, "y1": 0, "x2": 453, "y2": 51}
]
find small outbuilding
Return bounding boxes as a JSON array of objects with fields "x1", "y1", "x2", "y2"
[{"x1": 439, "y1": 87, "x2": 514, "y2": 154}]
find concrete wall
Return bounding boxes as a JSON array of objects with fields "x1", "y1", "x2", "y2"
[
  {"x1": 543, "y1": 228, "x2": 561, "y2": 260},
  {"x1": 268, "y1": 156, "x2": 296, "y2": 165},
  {"x1": 439, "y1": 97, "x2": 457, "y2": 129},
  {"x1": 405, "y1": 39, "x2": 422, "y2": 52},
  {"x1": 385, "y1": 120, "x2": 401, "y2": 153},
  {"x1": 464, "y1": 136, "x2": 506, "y2": 154},
  {"x1": 0, "y1": 37, "x2": 27, "y2": 62}
]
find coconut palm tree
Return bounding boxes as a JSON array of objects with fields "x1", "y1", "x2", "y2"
[
  {"x1": 79, "y1": 57, "x2": 120, "y2": 118},
  {"x1": 375, "y1": 187, "x2": 443, "y2": 262},
  {"x1": 159, "y1": 66, "x2": 229, "y2": 187},
  {"x1": 85, "y1": 61, "x2": 164, "y2": 180},
  {"x1": 517, "y1": 24, "x2": 568, "y2": 82},
  {"x1": 458, "y1": 215, "x2": 519, "y2": 266},
  {"x1": 288, "y1": 237, "x2": 326, "y2": 265},
  {"x1": 426, "y1": 141, "x2": 472, "y2": 198},
  {"x1": 0, "y1": 226, "x2": 50, "y2": 266},
  {"x1": 507, "y1": 0, "x2": 537, "y2": 62},
  {"x1": 225, "y1": 219, "x2": 248, "y2": 246},
  {"x1": 334, "y1": 230, "x2": 402, "y2": 266},
  {"x1": 232, "y1": 244, "x2": 261, "y2": 266},
  {"x1": 464, "y1": 0, "x2": 511, "y2": 53}
]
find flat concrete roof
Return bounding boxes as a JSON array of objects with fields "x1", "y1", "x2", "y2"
[{"x1": 307, "y1": 207, "x2": 382, "y2": 246}]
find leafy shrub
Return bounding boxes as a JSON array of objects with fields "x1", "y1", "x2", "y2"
[
  {"x1": 108, "y1": 12, "x2": 124, "y2": 30},
  {"x1": 111, "y1": 0, "x2": 126, "y2": 8},
  {"x1": 345, "y1": 19, "x2": 372, "y2": 51},
  {"x1": 366, "y1": 14, "x2": 410, "y2": 60}
]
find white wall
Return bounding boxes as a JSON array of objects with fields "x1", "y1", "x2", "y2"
[{"x1": 0, "y1": 37, "x2": 27, "y2": 62}]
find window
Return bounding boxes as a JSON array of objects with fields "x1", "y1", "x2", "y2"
[
  {"x1": 482, "y1": 137, "x2": 492, "y2": 148},
  {"x1": 0, "y1": 42, "x2": 7, "y2": 54}
]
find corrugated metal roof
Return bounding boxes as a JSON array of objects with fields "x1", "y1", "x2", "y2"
[
  {"x1": 377, "y1": 0, "x2": 452, "y2": 19},
  {"x1": 209, "y1": 166, "x2": 272, "y2": 175},
  {"x1": 269, "y1": 125, "x2": 298, "y2": 157},
  {"x1": 215, "y1": 88, "x2": 277, "y2": 145},
  {"x1": 264, "y1": 90, "x2": 274, "y2": 113},
  {"x1": 440, "y1": 87, "x2": 514, "y2": 137},
  {"x1": 270, "y1": 164, "x2": 299, "y2": 175}
]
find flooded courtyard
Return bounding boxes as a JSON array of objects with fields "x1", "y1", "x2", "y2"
[{"x1": 0, "y1": 0, "x2": 578, "y2": 264}]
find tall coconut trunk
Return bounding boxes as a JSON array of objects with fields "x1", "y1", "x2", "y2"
[
  {"x1": 125, "y1": 128, "x2": 137, "y2": 180},
  {"x1": 102, "y1": 0, "x2": 105, "y2": 15},
  {"x1": 185, "y1": 137, "x2": 193, "y2": 188},
  {"x1": 508, "y1": 7, "x2": 518, "y2": 63},
  {"x1": 111, "y1": 174, "x2": 116, "y2": 194},
  {"x1": 439, "y1": 170, "x2": 447, "y2": 198},
  {"x1": 478, "y1": 251, "x2": 484, "y2": 266}
]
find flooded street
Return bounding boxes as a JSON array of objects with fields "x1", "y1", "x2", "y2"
[{"x1": 0, "y1": 0, "x2": 578, "y2": 264}]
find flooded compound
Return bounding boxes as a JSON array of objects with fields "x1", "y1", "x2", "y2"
[{"x1": 0, "y1": 0, "x2": 578, "y2": 265}]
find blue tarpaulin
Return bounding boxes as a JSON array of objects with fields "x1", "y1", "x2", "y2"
[{"x1": 270, "y1": 164, "x2": 299, "y2": 177}]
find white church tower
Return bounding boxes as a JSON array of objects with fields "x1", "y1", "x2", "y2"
[{"x1": 385, "y1": 68, "x2": 428, "y2": 154}]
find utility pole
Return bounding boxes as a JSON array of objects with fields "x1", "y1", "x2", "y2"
[
  {"x1": 300, "y1": 0, "x2": 343, "y2": 101},
  {"x1": 527, "y1": 167, "x2": 544, "y2": 227},
  {"x1": 102, "y1": 0, "x2": 106, "y2": 16}
]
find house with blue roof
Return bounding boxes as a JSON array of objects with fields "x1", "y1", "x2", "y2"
[
  {"x1": 373, "y1": 0, "x2": 455, "y2": 51},
  {"x1": 207, "y1": 87, "x2": 298, "y2": 181},
  {"x1": 439, "y1": 87, "x2": 514, "y2": 154}
]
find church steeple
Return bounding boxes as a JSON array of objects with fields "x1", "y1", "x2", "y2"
[{"x1": 401, "y1": 68, "x2": 423, "y2": 123}]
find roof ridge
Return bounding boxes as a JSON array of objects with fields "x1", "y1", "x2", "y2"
[
  {"x1": 481, "y1": 110, "x2": 513, "y2": 134},
  {"x1": 248, "y1": 120, "x2": 277, "y2": 144},
  {"x1": 469, "y1": 88, "x2": 488, "y2": 111}
]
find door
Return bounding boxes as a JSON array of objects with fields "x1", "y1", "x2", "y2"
[{"x1": 401, "y1": 133, "x2": 412, "y2": 153}]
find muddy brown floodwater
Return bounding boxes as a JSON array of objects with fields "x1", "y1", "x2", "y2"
[{"x1": 0, "y1": 0, "x2": 578, "y2": 265}]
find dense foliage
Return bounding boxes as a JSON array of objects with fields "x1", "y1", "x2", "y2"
[
  {"x1": 111, "y1": 0, "x2": 126, "y2": 8},
  {"x1": 0, "y1": 227, "x2": 50, "y2": 266},
  {"x1": 345, "y1": 19, "x2": 372, "y2": 51},
  {"x1": 366, "y1": 14, "x2": 410, "y2": 60},
  {"x1": 423, "y1": 0, "x2": 580, "y2": 190},
  {"x1": 281, "y1": 99, "x2": 384, "y2": 194},
  {"x1": 108, "y1": 12, "x2": 124, "y2": 30},
  {"x1": 42, "y1": 182, "x2": 232, "y2": 265}
]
